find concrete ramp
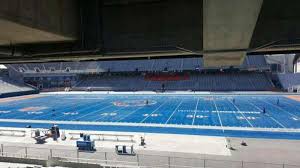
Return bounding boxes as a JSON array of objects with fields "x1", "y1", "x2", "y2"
[{"x1": 203, "y1": 0, "x2": 263, "y2": 67}]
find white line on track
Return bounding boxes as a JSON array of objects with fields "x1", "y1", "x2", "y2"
[
  {"x1": 10, "y1": 97, "x2": 75, "y2": 120},
  {"x1": 212, "y1": 98, "x2": 224, "y2": 132},
  {"x1": 165, "y1": 99, "x2": 184, "y2": 124},
  {"x1": 269, "y1": 117, "x2": 286, "y2": 128},
  {"x1": 115, "y1": 106, "x2": 145, "y2": 122},
  {"x1": 246, "y1": 98, "x2": 286, "y2": 128},
  {"x1": 260, "y1": 98, "x2": 300, "y2": 119},
  {"x1": 34, "y1": 96, "x2": 106, "y2": 120},
  {"x1": 192, "y1": 98, "x2": 200, "y2": 125},
  {"x1": 227, "y1": 99, "x2": 253, "y2": 127},
  {"x1": 53, "y1": 99, "x2": 112, "y2": 120},
  {"x1": 278, "y1": 98, "x2": 300, "y2": 113},
  {"x1": 73, "y1": 104, "x2": 113, "y2": 121},
  {"x1": 93, "y1": 106, "x2": 128, "y2": 122},
  {"x1": 140, "y1": 100, "x2": 168, "y2": 123},
  {"x1": 1, "y1": 95, "x2": 54, "y2": 117}
]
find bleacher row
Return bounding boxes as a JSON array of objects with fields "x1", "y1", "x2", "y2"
[
  {"x1": 277, "y1": 73, "x2": 300, "y2": 90},
  {"x1": 75, "y1": 73, "x2": 273, "y2": 91},
  {"x1": 0, "y1": 77, "x2": 34, "y2": 95},
  {"x1": 9, "y1": 55, "x2": 269, "y2": 74}
]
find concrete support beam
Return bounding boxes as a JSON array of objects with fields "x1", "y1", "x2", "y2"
[
  {"x1": 0, "y1": 0, "x2": 78, "y2": 45},
  {"x1": 203, "y1": 0, "x2": 263, "y2": 67},
  {"x1": 102, "y1": 0, "x2": 202, "y2": 52}
]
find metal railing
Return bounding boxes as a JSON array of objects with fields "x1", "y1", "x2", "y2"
[{"x1": 0, "y1": 144, "x2": 298, "y2": 168}]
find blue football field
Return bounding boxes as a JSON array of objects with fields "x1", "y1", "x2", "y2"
[{"x1": 1, "y1": 93, "x2": 300, "y2": 139}]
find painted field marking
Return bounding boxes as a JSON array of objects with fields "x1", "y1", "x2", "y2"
[
  {"x1": 261, "y1": 98, "x2": 300, "y2": 119},
  {"x1": 115, "y1": 106, "x2": 145, "y2": 122},
  {"x1": 211, "y1": 111, "x2": 260, "y2": 114},
  {"x1": 277, "y1": 98, "x2": 300, "y2": 115},
  {"x1": 212, "y1": 98, "x2": 224, "y2": 132},
  {"x1": 73, "y1": 103, "x2": 113, "y2": 121},
  {"x1": 246, "y1": 98, "x2": 286, "y2": 128},
  {"x1": 0, "y1": 95, "x2": 56, "y2": 119},
  {"x1": 54, "y1": 99, "x2": 112, "y2": 120},
  {"x1": 227, "y1": 99, "x2": 253, "y2": 127},
  {"x1": 140, "y1": 100, "x2": 169, "y2": 123},
  {"x1": 165, "y1": 99, "x2": 184, "y2": 124},
  {"x1": 192, "y1": 98, "x2": 200, "y2": 125},
  {"x1": 93, "y1": 106, "x2": 129, "y2": 122},
  {"x1": 26, "y1": 96, "x2": 88, "y2": 120},
  {"x1": 32, "y1": 98, "x2": 110, "y2": 120}
]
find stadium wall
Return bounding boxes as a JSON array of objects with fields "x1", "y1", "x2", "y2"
[{"x1": 0, "y1": 90, "x2": 39, "y2": 98}]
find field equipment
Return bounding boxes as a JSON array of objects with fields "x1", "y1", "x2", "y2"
[
  {"x1": 76, "y1": 134, "x2": 95, "y2": 151},
  {"x1": 33, "y1": 129, "x2": 48, "y2": 144},
  {"x1": 31, "y1": 125, "x2": 61, "y2": 144},
  {"x1": 50, "y1": 125, "x2": 60, "y2": 141},
  {"x1": 61, "y1": 131, "x2": 66, "y2": 141},
  {"x1": 115, "y1": 145, "x2": 135, "y2": 155}
]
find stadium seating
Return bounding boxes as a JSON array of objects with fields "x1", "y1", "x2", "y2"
[
  {"x1": 243, "y1": 55, "x2": 268, "y2": 68},
  {"x1": 43, "y1": 62, "x2": 62, "y2": 71},
  {"x1": 9, "y1": 55, "x2": 269, "y2": 74},
  {"x1": 74, "y1": 72, "x2": 273, "y2": 91},
  {"x1": 0, "y1": 77, "x2": 34, "y2": 94},
  {"x1": 277, "y1": 73, "x2": 300, "y2": 90},
  {"x1": 76, "y1": 75, "x2": 145, "y2": 91},
  {"x1": 6, "y1": 55, "x2": 273, "y2": 91}
]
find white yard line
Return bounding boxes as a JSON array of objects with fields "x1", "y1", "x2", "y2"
[
  {"x1": 27, "y1": 97, "x2": 86, "y2": 120},
  {"x1": 93, "y1": 106, "x2": 128, "y2": 122},
  {"x1": 279, "y1": 99, "x2": 300, "y2": 112},
  {"x1": 73, "y1": 104, "x2": 113, "y2": 120},
  {"x1": 140, "y1": 100, "x2": 169, "y2": 123},
  {"x1": 212, "y1": 98, "x2": 224, "y2": 132},
  {"x1": 227, "y1": 99, "x2": 253, "y2": 127},
  {"x1": 115, "y1": 106, "x2": 145, "y2": 122},
  {"x1": 269, "y1": 117, "x2": 286, "y2": 129},
  {"x1": 165, "y1": 100, "x2": 184, "y2": 124},
  {"x1": 54, "y1": 100, "x2": 111, "y2": 120},
  {"x1": 192, "y1": 98, "x2": 200, "y2": 125},
  {"x1": 260, "y1": 98, "x2": 300, "y2": 119},
  {"x1": 7, "y1": 97, "x2": 67, "y2": 120},
  {"x1": 246, "y1": 98, "x2": 286, "y2": 128}
]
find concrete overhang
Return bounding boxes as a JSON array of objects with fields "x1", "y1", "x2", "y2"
[{"x1": 203, "y1": 0, "x2": 263, "y2": 68}]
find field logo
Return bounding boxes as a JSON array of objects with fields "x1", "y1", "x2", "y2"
[
  {"x1": 19, "y1": 106, "x2": 48, "y2": 115},
  {"x1": 101, "y1": 112, "x2": 117, "y2": 116},
  {"x1": 0, "y1": 110, "x2": 11, "y2": 114},
  {"x1": 63, "y1": 112, "x2": 78, "y2": 116},
  {"x1": 113, "y1": 100, "x2": 156, "y2": 107},
  {"x1": 27, "y1": 111, "x2": 43, "y2": 114},
  {"x1": 186, "y1": 115, "x2": 208, "y2": 119},
  {"x1": 143, "y1": 113, "x2": 161, "y2": 117},
  {"x1": 236, "y1": 116, "x2": 258, "y2": 120}
]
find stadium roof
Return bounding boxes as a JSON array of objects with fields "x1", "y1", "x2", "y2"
[{"x1": 0, "y1": 0, "x2": 300, "y2": 67}]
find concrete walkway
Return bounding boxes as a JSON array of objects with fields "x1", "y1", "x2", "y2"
[{"x1": 0, "y1": 127, "x2": 298, "y2": 167}]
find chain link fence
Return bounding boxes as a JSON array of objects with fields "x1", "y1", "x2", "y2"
[{"x1": 0, "y1": 144, "x2": 298, "y2": 168}]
